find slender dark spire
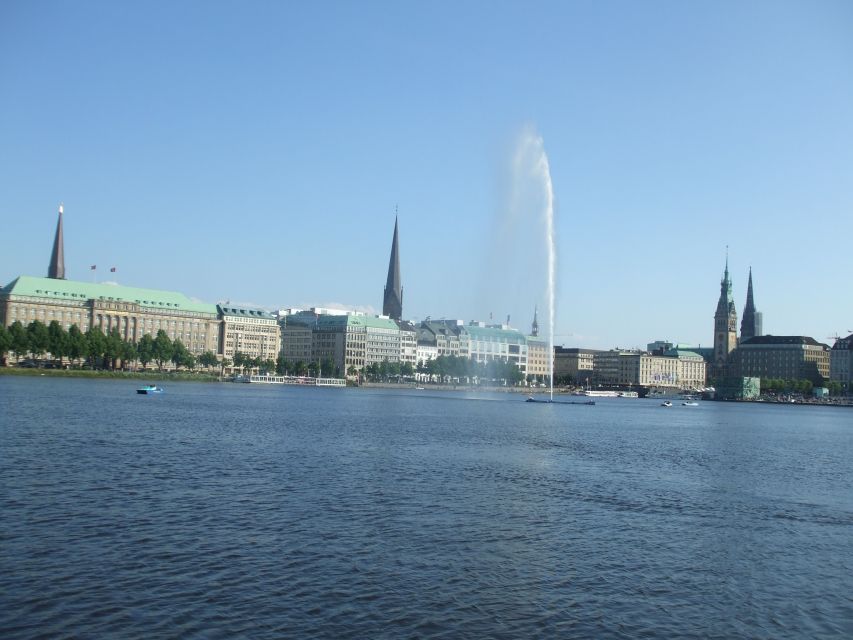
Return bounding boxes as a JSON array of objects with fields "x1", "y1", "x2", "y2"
[
  {"x1": 740, "y1": 267, "x2": 762, "y2": 342},
  {"x1": 745, "y1": 267, "x2": 755, "y2": 309},
  {"x1": 531, "y1": 305, "x2": 539, "y2": 337},
  {"x1": 382, "y1": 215, "x2": 403, "y2": 320},
  {"x1": 48, "y1": 203, "x2": 66, "y2": 279}
]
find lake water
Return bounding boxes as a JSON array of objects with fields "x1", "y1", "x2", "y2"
[{"x1": 1, "y1": 377, "x2": 852, "y2": 638}]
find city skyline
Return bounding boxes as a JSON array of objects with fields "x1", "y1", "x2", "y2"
[{"x1": 2, "y1": 2, "x2": 851, "y2": 349}]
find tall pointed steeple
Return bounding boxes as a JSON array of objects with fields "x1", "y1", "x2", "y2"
[
  {"x1": 48, "y1": 203, "x2": 66, "y2": 279},
  {"x1": 713, "y1": 250, "x2": 738, "y2": 371},
  {"x1": 382, "y1": 215, "x2": 403, "y2": 320},
  {"x1": 740, "y1": 267, "x2": 762, "y2": 342},
  {"x1": 531, "y1": 305, "x2": 539, "y2": 337}
]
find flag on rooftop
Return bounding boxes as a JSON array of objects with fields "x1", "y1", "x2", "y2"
[
  {"x1": 110, "y1": 267, "x2": 116, "y2": 273},
  {"x1": 90, "y1": 265, "x2": 96, "y2": 270}
]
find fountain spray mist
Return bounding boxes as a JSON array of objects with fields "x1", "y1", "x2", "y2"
[{"x1": 513, "y1": 126, "x2": 556, "y2": 400}]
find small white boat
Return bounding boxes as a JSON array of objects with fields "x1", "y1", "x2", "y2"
[
  {"x1": 682, "y1": 401, "x2": 699, "y2": 406},
  {"x1": 137, "y1": 385, "x2": 163, "y2": 394},
  {"x1": 661, "y1": 401, "x2": 673, "y2": 407}
]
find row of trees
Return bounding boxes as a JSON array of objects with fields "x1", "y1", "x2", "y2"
[
  {"x1": 413, "y1": 355, "x2": 526, "y2": 386},
  {"x1": 277, "y1": 358, "x2": 340, "y2": 378},
  {"x1": 1, "y1": 320, "x2": 371, "y2": 380},
  {"x1": 760, "y1": 377, "x2": 844, "y2": 396},
  {"x1": 0, "y1": 320, "x2": 221, "y2": 372},
  {"x1": 360, "y1": 360, "x2": 416, "y2": 382},
  {"x1": 232, "y1": 352, "x2": 276, "y2": 375}
]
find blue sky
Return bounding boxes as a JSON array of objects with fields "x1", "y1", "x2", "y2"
[{"x1": 2, "y1": 1, "x2": 851, "y2": 349}]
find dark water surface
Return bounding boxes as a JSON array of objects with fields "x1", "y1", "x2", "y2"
[{"x1": 2, "y1": 377, "x2": 852, "y2": 638}]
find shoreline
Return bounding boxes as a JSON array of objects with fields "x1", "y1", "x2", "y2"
[{"x1": 3, "y1": 369, "x2": 851, "y2": 407}]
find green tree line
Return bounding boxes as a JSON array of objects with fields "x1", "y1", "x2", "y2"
[
  {"x1": 409, "y1": 355, "x2": 525, "y2": 386},
  {"x1": 274, "y1": 357, "x2": 340, "y2": 378},
  {"x1": 760, "y1": 377, "x2": 843, "y2": 396},
  {"x1": 0, "y1": 320, "x2": 221, "y2": 373}
]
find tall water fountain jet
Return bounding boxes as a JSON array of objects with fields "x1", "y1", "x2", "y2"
[{"x1": 512, "y1": 126, "x2": 556, "y2": 400}]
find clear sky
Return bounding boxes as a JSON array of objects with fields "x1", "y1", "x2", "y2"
[{"x1": 2, "y1": 1, "x2": 851, "y2": 350}]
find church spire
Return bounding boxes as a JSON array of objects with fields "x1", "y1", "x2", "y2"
[
  {"x1": 531, "y1": 305, "x2": 539, "y2": 337},
  {"x1": 48, "y1": 203, "x2": 66, "y2": 279},
  {"x1": 382, "y1": 213, "x2": 403, "y2": 320},
  {"x1": 740, "y1": 267, "x2": 762, "y2": 342}
]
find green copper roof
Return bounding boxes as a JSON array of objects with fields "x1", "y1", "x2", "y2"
[
  {"x1": 463, "y1": 325, "x2": 527, "y2": 343},
  {"x1": 2, "y1": 275, "x2": 218, "y2": 315},
  {"x1": 663, "y1": 348, "x2": 704, "y2": 359},
  {"x1": 345, "y1": 315, "x2": 400, "y2": 330}
]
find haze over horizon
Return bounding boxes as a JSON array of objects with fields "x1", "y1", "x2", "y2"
[{"x1": 2, "y1": 1, "x2": 851, "y2": 350}]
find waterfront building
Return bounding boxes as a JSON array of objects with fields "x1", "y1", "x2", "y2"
[
  {"x1": 320, "y1": 314, "x2": 404, "y2": 372},
  {"x1": 593, "y1": 349, "x2": 642, "y2": 386},
  {"x1": 398, "y1": 320, "x2": 418, "y2": 369},
  {"x1": 740, "y1": 267, "x2": 763, "y2": 342},
  {"x1": 526, "y1": 335, "x2": 550, "y2": 380},
  {"x1": 661, "y1": 348, "x2": 707, "y2": 389},
  {"x1": 382, "y1": 217, "x2": 403, "y2": 321},
  {"x1": 727, "y1": 335, "x2": 831, "y2": 385},
  {"x1": 1, "y1": 275, "x2": 221, "y2": 355},
  {"x1": 593, "y1": 348, "x2": 707, "y2": 389},
  {"x1": 414, "y1": 318, "x2": 549, "y2": 381},
  {"x1": 416, "y1": 342, "x2": 438, "y2": 368},
  {"x1": 554, "y1": 347, "x2": 600, "y2": 385},
  {"x1": 313, "y1": 316, "x2": 348, "y2": 375},
  {"x1": 713, "y1": 256, "x2": 738, "y2": 375},
  {"x1": 280, "y1": 322, "x2": 313, "y2": 364},
  {"x1": 219, "y1": 305, "x2": 280, "y2": 363},
  {"x1": 279, "y1": 309, "x2": 330, "y2": 366},
  {"x1": 634, "y1": 352, "x2": 680, "y2": 387},
  {"x1": 463, "y1": 322, "x2": 529, "y2": 373},
  {"x1": 280, "y1": 309, "x2": 404, "y2": 374},
  {"x1": 830, "y1": 334, "x2": 852, "y2": 392},
  {"x1": 420, "y1": 320, "x2": 465, "y2": 357}
]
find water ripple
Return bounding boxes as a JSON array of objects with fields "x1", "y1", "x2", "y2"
[{"x1": 1, "y1": 379, "x2": 852, "y2": 638}]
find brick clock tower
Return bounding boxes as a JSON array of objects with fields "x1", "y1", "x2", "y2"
[{"x1": 713, "y1": 255, "x2": 738, "y2": 376}]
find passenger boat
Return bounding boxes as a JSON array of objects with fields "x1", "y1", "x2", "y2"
[
  {"x1": 526, "y1": 397, "x2": 595, "y2": 406},
  {"x1": 245, "y1": 374, "x2": 346, "y2": 387},
  {"x1": 137, "y1": 385, "x2": 163, "y2": 394}
]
